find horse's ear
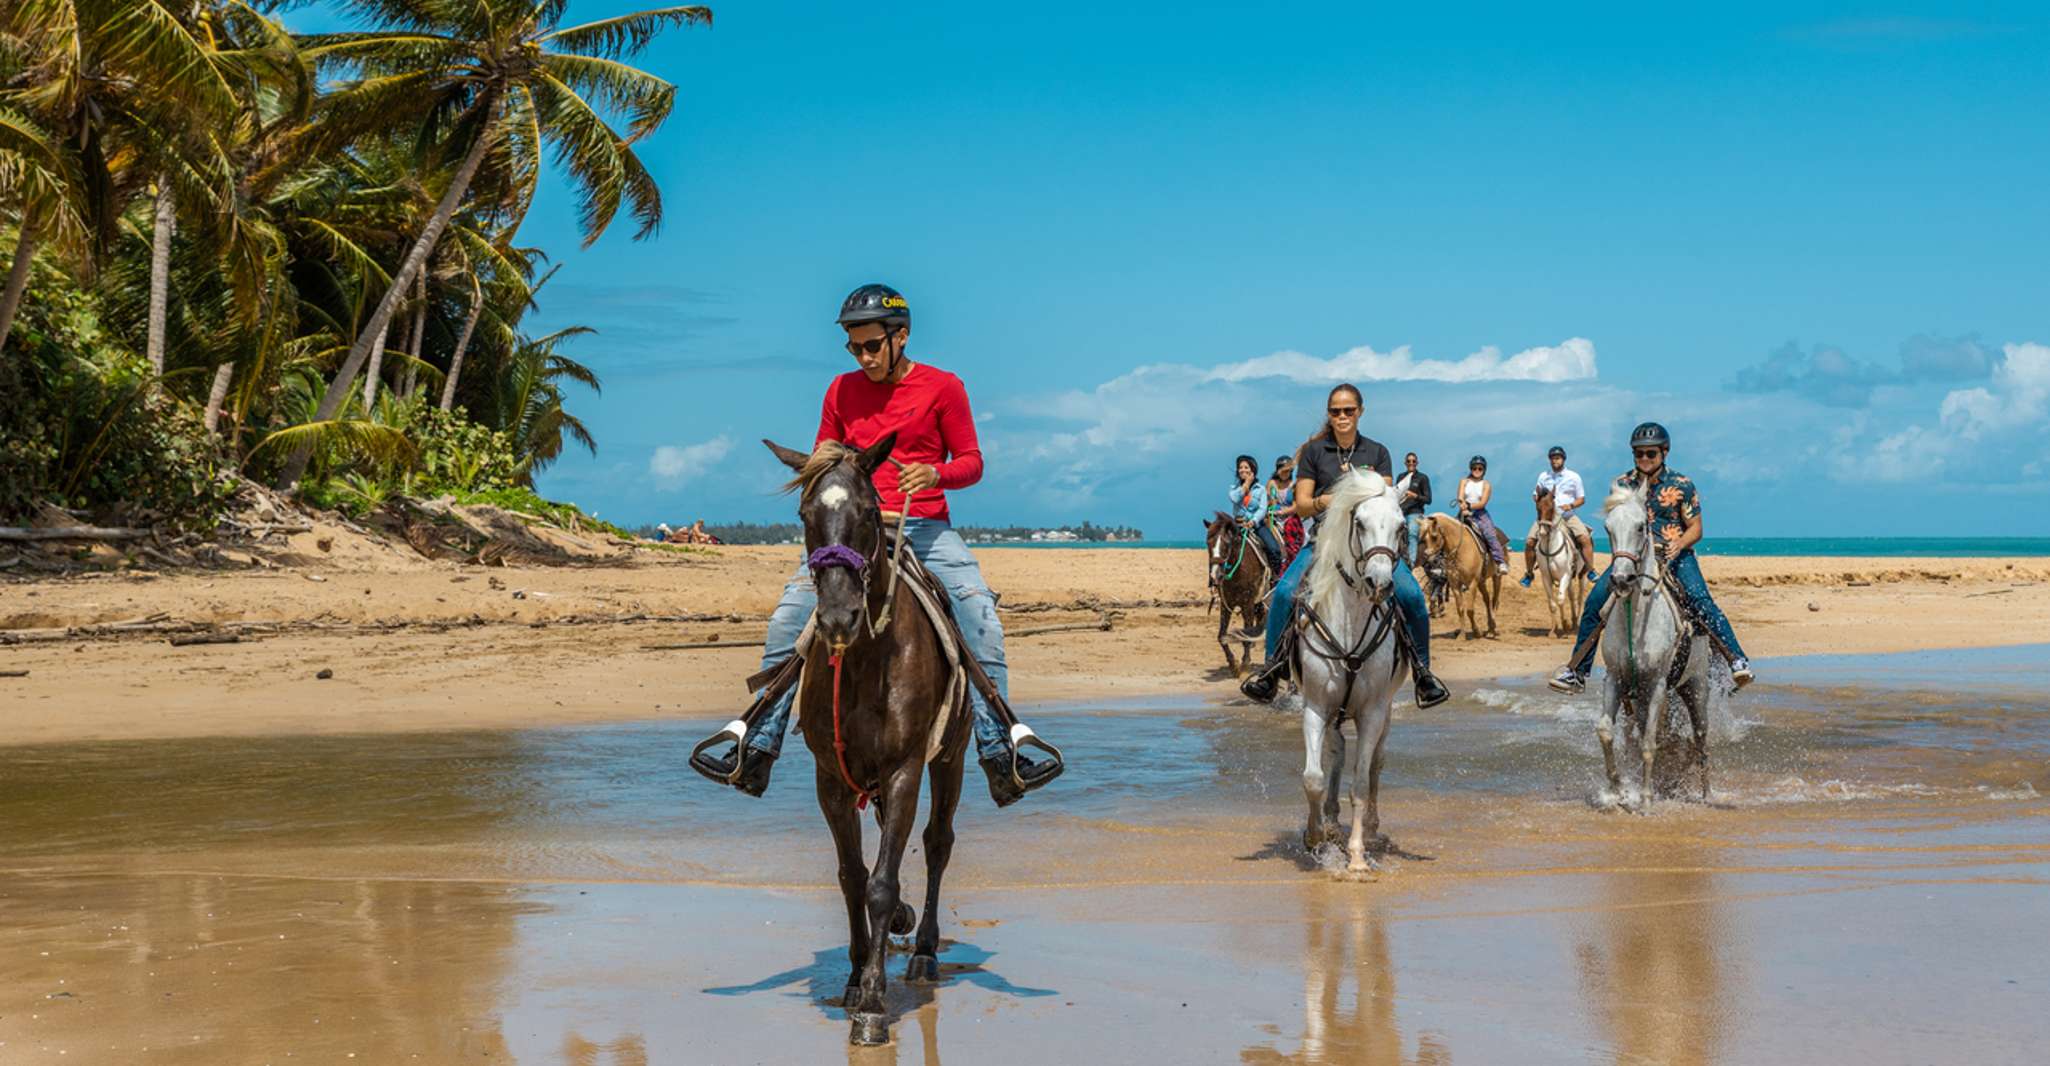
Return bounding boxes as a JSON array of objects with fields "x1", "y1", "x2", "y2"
[
  {"x1": 854, "y1": 431, "x2": 899, "y2": 475},
  {"x1": 763, "y1": 439, "x2": 810, "y2": 472}
]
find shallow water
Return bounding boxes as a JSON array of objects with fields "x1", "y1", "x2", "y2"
[{"x1": 1, "y1": 645, "x2": 2046, "y2": 1062}]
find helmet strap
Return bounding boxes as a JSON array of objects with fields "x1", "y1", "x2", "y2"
[{"x1": 884, "y1": 327, "x2": 905, "y2": 380}]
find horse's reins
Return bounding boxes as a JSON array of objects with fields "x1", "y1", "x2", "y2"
[
  {"x1": 1295, "y1": 515, "x2": 1406, "y2": 716},
  {"x1": 807, "y1": 458, "x2": 919, "y2": 811}
]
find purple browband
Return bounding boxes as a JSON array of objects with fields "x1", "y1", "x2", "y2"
[{"x1": 807, "y1": 544, "x2": 868, "y2": 572}]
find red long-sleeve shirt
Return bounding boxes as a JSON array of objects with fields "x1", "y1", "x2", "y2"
[{"x1": 814, "y1": 363, "x2": 983, "y2": 522}]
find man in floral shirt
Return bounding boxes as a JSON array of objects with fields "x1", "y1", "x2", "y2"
[{"x1": 1548, "y1": 422, "x2": 1753, "y2": 693}]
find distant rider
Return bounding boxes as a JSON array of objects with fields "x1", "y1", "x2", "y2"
[
  {"x1": 1395, "y1": 451, "x2": 1431, "y2": 565},
  {"x1": 690, "y1": 284, "x2": 1064, "y2": 805},
  {"x1": 1238, "y1": 383, "x2": 1451, "y2": 709},
  {"x1": 1548, "y1": 422, "x2": 1755, "y2": 693},
  {"x1": 1456, "y1": 456, "x2": 1509, "y2": 575},
  {"x1": 1521, "y1": 445, "x2": 1599, "y2": 585},
  {"x1": 1267, "y1": 454, "x2": 1305, "y2": 570},
  {"x1": 1228, "y1": 454, "x2": 1286, "y2": 573}
]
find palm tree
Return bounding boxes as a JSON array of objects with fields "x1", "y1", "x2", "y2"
[
  {"x1": 0, "y1": 0, "x2": 240, "y2": 352},
  {"x1": 275, "y1": 0, "x2": 712, "y2": 489},
  {"x1": 485, "y1": 325, "x2": 599, "y2": 482}
]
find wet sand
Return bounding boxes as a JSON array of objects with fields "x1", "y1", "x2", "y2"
[{"x1": 1, "y1": 645, "x2": 2045, "y2": 1062}]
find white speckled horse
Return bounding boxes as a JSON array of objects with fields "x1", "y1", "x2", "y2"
[
  {"x1": 1295, "y1": 472, "x2": 1411, "y2": 873},
  {"x1": 1597, "y1": 485, "x2": 1710, "y2": 809}
]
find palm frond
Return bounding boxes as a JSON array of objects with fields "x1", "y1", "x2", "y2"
[
  {"x1": 249, "y1": 417, "x2": 417, "y2": 466},
  {"x1": 540, "y1": 6, "x2": 711, "y2": 60}
]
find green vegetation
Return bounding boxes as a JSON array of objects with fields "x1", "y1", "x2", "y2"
[{"x1": 0, "y1": 1, "x2": 712, "y2": 532}]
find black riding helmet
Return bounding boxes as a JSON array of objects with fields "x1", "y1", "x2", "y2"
[
  {"x1": 1468, "y1": 455, "x2": 1487, "y2": 472},
  {"x1": 838, "y1": 283, "x2": 910, "y2": 377},
  {"x1": 1630, "y1": 422, "x2": 1671, "y2": 450},
  {"x1": 837, "y1": 283, "x2": 910, "y2": 328},
  {"x1": 1548, "y1": 445, "x2": 1566, "y2": 460}
]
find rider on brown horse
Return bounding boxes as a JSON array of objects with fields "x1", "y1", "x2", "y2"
[{"x1": 690, "y1": 284, "x2": 1064, "y2": 805}]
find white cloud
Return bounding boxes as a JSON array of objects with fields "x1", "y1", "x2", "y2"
[
  {"x1": 1205, "y1": 337, "x2": 1597, "y2": 385},
  {"x1": 1938, "y1": 342, "x2": 2050, "y2": 439},
  {"x1": 648, "y1": 435, "x2": 733, "y2": 488}
]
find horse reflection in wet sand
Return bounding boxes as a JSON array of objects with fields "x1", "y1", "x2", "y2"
[
  {"x1": 765, "y1": 435, "x2": 972, "y2": 1046},
  {"x1": 1295, "y1": 472, "x2": 1411, "y2": 875},
  {"x1": 1243, "y1": 894, "x2": 1450, "y2": 1065}
]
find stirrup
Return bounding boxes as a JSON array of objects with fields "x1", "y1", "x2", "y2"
[
  {"x1": 688, "y1": 719, "x2": 751, "y2": 785},
  {"x1": 1007, "y1": 723, "x2": 1065, "y2": 791}
]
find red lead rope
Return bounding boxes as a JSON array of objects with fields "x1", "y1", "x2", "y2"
[{"x1": 828, "y1": 652, "x2": 873, "y2": 810}]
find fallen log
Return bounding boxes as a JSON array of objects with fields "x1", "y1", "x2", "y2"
[
  {"x1": 168, "y1": 632, "x2": 242, "y2": 647},
  {"x1": 642, "y1": 639, "x2": 762, "y2": 651},
  {"x1": 0, "y1": 669, "x2": 28, "y2": 678},
  {"x1": 0, "y1": 526, "x2": 153, "y2": 542}
]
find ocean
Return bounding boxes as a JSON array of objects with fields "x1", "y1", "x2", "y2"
[{"x1": 992, "y1": 536, "x2": 2050, "y2": 556}]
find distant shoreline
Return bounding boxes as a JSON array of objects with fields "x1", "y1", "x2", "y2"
[{"x1": 977, "y1": 536, "x2": 2050, "y2": 557}]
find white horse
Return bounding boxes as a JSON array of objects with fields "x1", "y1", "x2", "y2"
[
  {"x1": 1531, "y1": 492, "x2": 1585, "y2": 637},
  {"x1": 1295, "y1": 471, "x2": 1411, "y2": 873},
  {"x1": 1597, "y1": 485, "x2": 1711, "y2": 808}
]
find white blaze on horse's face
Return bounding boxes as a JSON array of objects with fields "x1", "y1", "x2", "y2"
[{"x1": 818, "y1": 484, "x2": 852, "y2": 510}]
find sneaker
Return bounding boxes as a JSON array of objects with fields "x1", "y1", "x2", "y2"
[
  {"x1": 1519, "y1": 574, "x2": 1534, "y2": 588},
  {"x1": 1730, "y1": 658, "x2": 1755, "y2": 689},
  {"x1": 1495, "y1": 562, "x2": 1509, "y2": 575},
  {"x1": 1586, "y1": 568, "x2": 1601, "y2": 582},
  {"x1": 1547, "y1": 666, "x2": 1586, "y2": 694}
]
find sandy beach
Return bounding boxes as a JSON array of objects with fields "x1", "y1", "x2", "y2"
[{"x1": 3, "y1": 547, "x2": 2048, "y2": 1063}]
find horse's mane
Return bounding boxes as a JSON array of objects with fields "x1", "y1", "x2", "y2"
[
  {"x1": 781, "y1": 440, "x2": 858, "y2": 495},
  {"x1": 1602, "y1": 481, "x2": 1640, "y2": 515},
  {"x1": 1209, "y1": 510, "x2": 1234, "y2": 529},
  {"x1": 1304, "y1": 471, "x2": 1391, "y2": 609}
]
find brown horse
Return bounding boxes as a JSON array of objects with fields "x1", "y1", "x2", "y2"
[
  {"x1": 765, "y1": 434, "x2": 970, "y2": 1047},
  {"x1": 1205, "y1": 512, "x2": 1272, "y2": 676},
  {"x1": 1418, "y1": 513, "x2": 1502, "y2": 638}
]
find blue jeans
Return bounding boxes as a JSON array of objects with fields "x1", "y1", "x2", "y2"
[
  {"x1": 1264, "y1": 539, "x2": 1432, "y2": 671},
  {"x1": 745, "y1": 519, "x2": 1010, "y2": 761},
  {"x1": 1404, "y1": 512, "x2": 1422, "y2": 565},
  {"x1": 1251, "y1": 522, "x2": 1284, "y2": 574},
  {"x1": 1569, "y1": 550, "x2": 1747, "y2": 674}
]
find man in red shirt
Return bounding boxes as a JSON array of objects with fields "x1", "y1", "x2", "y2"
[{"x1": 691, "y1": 285, "x2": 1063, "y2": 806}]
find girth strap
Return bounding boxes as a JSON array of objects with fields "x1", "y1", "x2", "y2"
[{"x1": 1294, "y1": 595, "x2": 1401, "y2": 719}]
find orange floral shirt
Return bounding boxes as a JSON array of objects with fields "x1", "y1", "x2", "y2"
[{"x1": 1614, "y1": 467, "x2": 1699, "y2": 550}]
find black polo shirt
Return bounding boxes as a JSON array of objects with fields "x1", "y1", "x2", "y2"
[{"x1": 1293, "y1": 434, "x2": 1393, "y2": 497}]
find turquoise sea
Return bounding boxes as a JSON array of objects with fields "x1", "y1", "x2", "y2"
[{"x1": 996, "y1": 536, "x2": 2050, "y2": 556}]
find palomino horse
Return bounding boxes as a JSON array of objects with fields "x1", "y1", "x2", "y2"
[
  {"x1": 764, "y1": 434, "x2": 971, "y2": 1046},
  {"x1": 1596, "y1": 484, "x2": 1711, "y2": 808},
  {"x1": 1531, "y1": 492, "x2": 1587, "y2": 637},
  {"x1": 1295, "y1": 472, "x2": 1411, "y2": 875},
  {"x1": 1205, "y1": 512, "x2": 1272, "y2": 676},
  {"x1": 1417, "y1": 513, "x2": 1500, "y2": 639}
]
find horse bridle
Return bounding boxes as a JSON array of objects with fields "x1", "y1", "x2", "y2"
[
  {"x1": 804, "y1": 460, "x2": 916, "y2": 649},
  {"x1": 1337, "y1": 514, "x2": 1401, "y2": 598}
]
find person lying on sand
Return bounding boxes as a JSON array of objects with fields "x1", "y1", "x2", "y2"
[
  {"x1": 1550, "y1": 421, "x2": 1755, "y2": 693},
  {"x1": 690, "y1": 284, "x2": 1063, "y2": 806}
]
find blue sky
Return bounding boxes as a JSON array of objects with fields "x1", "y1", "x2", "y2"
[{"x1": 292, "y1": 2, "x2": 2050, "y2": 536}]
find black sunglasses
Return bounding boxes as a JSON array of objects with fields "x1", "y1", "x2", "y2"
[
  {"x1": 845, "y1": 337, "x2": 890, "y2": 356},
  {"x1": 1327, "y1": 405, "x2": 1360, "y2": 417},
  {"x1": 1633, "y1": 447, "x2": 1663, "y2": 458}
]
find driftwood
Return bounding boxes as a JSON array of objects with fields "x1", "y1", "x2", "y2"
[
  {"x1": 999, "y1": 596, "x2": 1204, "y2": 614},
  {"x1": 643, "y1": 639, "x2": 762, "y2": 651},
  {"x1": 0, "y1": 609, "x2": 753, "y2": 647},
  {"x1": 0, "y1": 669, "x2": 27, "y2": 678},
  {"x1": 1010, "y1": 616, "x2": 1115, "y2": 639},
  {"x1": 169, "y1": 632, "x2": 242, "y2": 647},
  {"x1": 0, "y1": 526, "x2": 152, "y2": 542}
]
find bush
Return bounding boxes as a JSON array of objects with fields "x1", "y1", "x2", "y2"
[
  {"x1": 0, "y1": 251, "x2": 234, "y2": 528},
  {"x1": 457, "y1": 485, "x2": 633, "y2": 539},
  {"x1": 411, "y1": 405, "x2": 521, "y2": 495}
]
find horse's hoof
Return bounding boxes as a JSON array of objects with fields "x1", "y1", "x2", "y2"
[
  {"x1": 849, "y1": 1012, "x2": 890, "y2": 1046},
  {"x1": 890, "y1": 901, "x2": 915, "y2": 936},
  {"x1": 905, "y1": 954, "x2": 941, "y2": 983}
]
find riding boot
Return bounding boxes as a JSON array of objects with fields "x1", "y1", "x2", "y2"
[
  {"x1": 1240, "y1": 633, "x2": 1295, "y2": 704},
  {"x1": 1412, "y1": 670, "x2": 1450, "y2": 709},
  {"x1": 979, "y1": 748, "x2": 1062, "y2": 808},
  {"x1": 689, "y1": 742, "x2": 777, "y2": 797}
]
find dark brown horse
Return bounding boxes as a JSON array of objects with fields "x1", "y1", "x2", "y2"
[
  {"x1": 1205, "y1": 511, "x2": 1272, "y2": 676},
  {"x1": 765, "y1": 434, "x2": 971, "y2": 1047}
]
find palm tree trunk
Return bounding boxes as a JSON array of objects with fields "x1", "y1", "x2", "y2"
[
  {"x1": 360, "y1": 315, "x2": 393, "y2": 410},
  {"x1": 439, "y1": 277, "x2": 484, "y2": 412},
  {"x1": 400, "y1": 270, "x2": 426, "y2": 398},
  {"x1": 146, "y1": 182, "x2": 176, "y2": 377},
  {"x1": 202, "y1": 362, "x2": 233, "y2": 433},
  {"x1": 276, "y1": 90, "x2": 503, "y2": 489},
  {"x1": 0, "y1": 223, "x2": 37, "y2": 353}
]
